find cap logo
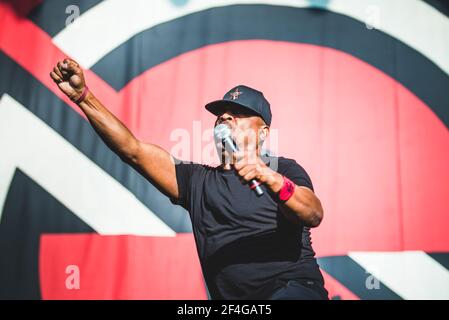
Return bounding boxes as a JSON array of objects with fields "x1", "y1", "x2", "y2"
[{"x1": 229, "y1": 88, "x2": 242, "y2": 100}]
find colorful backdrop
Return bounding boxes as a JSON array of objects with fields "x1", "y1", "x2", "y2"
[{"x1": 1, "y1": 0, "x2": 448, "y2": 300}]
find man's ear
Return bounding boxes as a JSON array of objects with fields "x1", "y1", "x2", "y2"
[{"x1": 259, "y1": 126, "x2": 269, "y2": 142}]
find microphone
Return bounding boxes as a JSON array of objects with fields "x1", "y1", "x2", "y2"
[{"x1": 214, "y1": 124, "x2": 264, "y2": 196}]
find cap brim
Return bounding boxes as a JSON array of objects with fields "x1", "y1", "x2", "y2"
[{"x1": 205, "y1": 100, "x2": 260, "y2": 118}]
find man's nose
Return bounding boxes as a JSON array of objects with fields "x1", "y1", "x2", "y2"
[{"x1": 218, "y1": 112, "x2": 234, "y2": 123}]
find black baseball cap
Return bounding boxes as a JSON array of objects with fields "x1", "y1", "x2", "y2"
[{"x1": 205, "y1": 85, "x2": 272, "y2": 126}]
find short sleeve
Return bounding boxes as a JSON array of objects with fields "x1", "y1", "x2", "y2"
[
  {"x1": 170, "y1": 159, "x2": 204, "y2": 210},
  {"x1": 278, "y1": 158, "x2": 314, "y2": 192}
]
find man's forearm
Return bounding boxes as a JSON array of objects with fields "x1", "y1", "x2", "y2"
[
  {"x1": 233, "y1": 156, "x2": 324, "y2": 227},
  {"x1": 78, "y1": 91, "x2": 139, "y2": 162},
  {"x1": 269, "y1": 173, "x2": 324, "y2": 227},
  {"x1": 281, "y1": 187, "x2": 323, "y2": 227},
  {"x1": 50, "y1": 58, "x2": 180, "y2": 199}
]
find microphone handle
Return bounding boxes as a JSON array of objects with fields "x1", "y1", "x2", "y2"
[{"x1": 223, "y1": 137, "x2": 264, "y2": 196}]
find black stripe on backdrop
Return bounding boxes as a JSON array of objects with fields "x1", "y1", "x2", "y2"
[
  {"x1": 88, "y1": 5, "x2": 449, "y2": 129},
  {"x1": 0, "y1": 52, "x2": 193, "y2": 233}
]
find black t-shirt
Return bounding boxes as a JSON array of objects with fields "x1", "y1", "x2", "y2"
[{"x1": 171, "y1": 156, "x2": 325, "y2": 299}]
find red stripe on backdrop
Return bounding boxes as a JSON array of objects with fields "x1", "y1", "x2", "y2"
[
  {"x1": 117, "y1": 40, "x2": 449, "y2": 256},
  {"x1": 0, "y1": 2, "x2": 117, "y2": 118},
  {"x1": 39, "y1": 233, "x2": 207, "y2": 300},
  {"x1": 321, "y1": 270, "x2": 360, "y2": 300},
  {"x1": 2, "y1": 2, "x2": 448, "y2": 256}
]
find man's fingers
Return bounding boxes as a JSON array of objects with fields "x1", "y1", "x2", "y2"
[
  {"x1": 50, "y1": 71, "x2": 62, "y2": 83},
  {"x1": 53, "y1": 66, "x2": 63, "y2": 79},
  {"x1": 63, "y1": 58, "x2": 79, "y2": 67},
  {"x1": 57, "y1": 61, "x2": 70, "y2": 78},
  {"x1": 57, "y1": 61, "x2": 65, "y2": 70},
  {"x1": 62, "y1": 60, "x2": 75, "y2": 71},
  {"x1": 237, "y1": 164, "x2": 254, "y2": 177},
  {"x1": 51, "y1": 58, "x2": 82, "y2": 86},
  {"x1": 61, "y1": 59, "x2": 81, "y2": 74},
  {"x1": 242, "y1": 169, "x2": 258, "y2": 182}
]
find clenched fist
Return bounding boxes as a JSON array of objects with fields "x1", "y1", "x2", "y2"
[{"x1": 50, "y1": 58, "x2": 87, "y2": 103}]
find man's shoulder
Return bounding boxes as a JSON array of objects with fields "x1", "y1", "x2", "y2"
[
  {"x1": 267, "y1": 155, "x2": 314, "y2": 190},
  {"x1": 266, "y1": 155, "x2": 306, "y2": 173}
]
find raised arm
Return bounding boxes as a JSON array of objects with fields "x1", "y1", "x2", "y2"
[{"x1": 50, "y1": 58, "x2": 179, "y2": 199}]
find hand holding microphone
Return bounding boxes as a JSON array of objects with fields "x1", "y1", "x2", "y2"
[{"x1": 214, "y1": 124, "x2": 265, "y2": 196}]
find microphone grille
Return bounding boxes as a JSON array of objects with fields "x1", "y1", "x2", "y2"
[{"x1": 214, "y1": 124, "x2": 231, "y2": 140}]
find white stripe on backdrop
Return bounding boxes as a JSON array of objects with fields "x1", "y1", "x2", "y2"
[
  {"x1": 52, "y1": 0, "x2": 449, "y2": 76},
  {"x1": 0, "y1": 94, "x2": 176, "y2": 236},
  {"x1": 349, "y1": 251, "x2": 449, "y2": 300}
]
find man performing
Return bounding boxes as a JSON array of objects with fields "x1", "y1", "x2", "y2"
[{"x1": 50, "y1": 58, "x2": 329, "y2": 300}]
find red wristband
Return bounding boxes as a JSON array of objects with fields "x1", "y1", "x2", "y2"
[
  {"x1": 74, "y1": 86, "x2": 89, "y2": 104},
  {"x1": 278, "y1": 176, "x2": 295, "y2": 202}
]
